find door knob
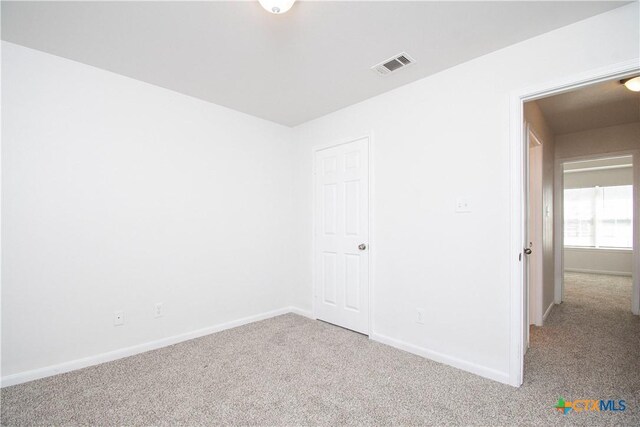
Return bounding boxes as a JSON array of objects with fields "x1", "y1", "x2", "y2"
[
  {"x1": 358, "y1": 243, "x2": 367, "y2": 251},
  {"x1": 524, "y1": 248, "x2": 532, "y2": 255}
]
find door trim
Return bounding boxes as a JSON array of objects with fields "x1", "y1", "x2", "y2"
[
  {"x1": 311, "y1": 133, "x2": 374, "y2": 335},
  {"x1": 508, "y1": 59, "x2": 640, "y2": 387},
  {"x1": 553, "y1": 157, "x2": 565, "y2": 304}
]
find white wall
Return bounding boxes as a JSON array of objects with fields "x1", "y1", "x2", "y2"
[
  {"x1": 292, "y1": 3, "x2": 639, "y2": 382},
  {"x1": 564, "y1": 248, "x2": 633, "y2": 276},
  {"x1": 564, "y1": 165, "x2": 632, "y2": 188},
  {"x1": 1, "y1": 42, "x2": 296, "y2": 378},
  {"x1": 556, "y1": 122, "x2": 640, "y2": 159}
]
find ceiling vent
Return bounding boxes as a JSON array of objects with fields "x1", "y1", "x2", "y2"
[{"x1": 371, "y1": 52, "x2": 416, "y2": 76}]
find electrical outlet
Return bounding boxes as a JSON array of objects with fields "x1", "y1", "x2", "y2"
[
  {"x1": 154, "y1": 303, "x2": 163, "y2": 318},
  {"x1": 114, "y1": 311, "x2": 124, "y2": 326},
  {"x1": 416, "y1": 308, "x2": 425, "y2": 325}
]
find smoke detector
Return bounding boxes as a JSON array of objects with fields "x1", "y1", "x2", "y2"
[{"x1": 371, "y1": 53, "x2": 416, "y2": 76}]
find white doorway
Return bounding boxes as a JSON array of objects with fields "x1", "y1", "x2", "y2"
[
  {"x1": 313, "y1": 136, "x2": 370, "y2": 334},
  {"x1": 508, "y1": 60, "x2": 640, "y2": 387}
]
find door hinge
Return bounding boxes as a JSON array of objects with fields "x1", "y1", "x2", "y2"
[{"x1": 519, "y1": 253, "x2": 522, "y2": 261}]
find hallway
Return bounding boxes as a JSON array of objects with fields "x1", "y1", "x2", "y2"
[{"x1": 525, "y1": 272, "x2": 640, "y2": 420}]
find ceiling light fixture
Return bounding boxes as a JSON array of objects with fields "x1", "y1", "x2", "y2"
[
  {"x1": 259, "y1": 0, "x2": 296, "y2": 14},
  {"x1": 621, "y1": 76, "x2": 640, "y2": 92}
]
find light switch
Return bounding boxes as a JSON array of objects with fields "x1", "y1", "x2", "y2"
[{"x1": 456, "y1": 197, "x2": 471, "y2": 213}]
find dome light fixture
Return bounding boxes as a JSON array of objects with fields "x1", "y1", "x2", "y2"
[
  {"x1": 259, "y1": 0, "x2": 296, "y2": 14},
  {"x1": 621, "y1": 76, "x2": 640, "y2": 92}
]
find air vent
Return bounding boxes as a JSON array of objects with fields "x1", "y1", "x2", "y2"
[{"x1": 371, "y1": 52, "x2": 416, "y2": 76}]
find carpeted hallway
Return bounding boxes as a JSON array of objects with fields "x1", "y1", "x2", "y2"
[{"x1": 1, "y1": 273, "x2": 638, "y2": 425}]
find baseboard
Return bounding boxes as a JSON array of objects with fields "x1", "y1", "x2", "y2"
[
  {"x1": 2, "y1": 308, "x2": 506, "y2": 388},
  {"x1": 1, "y1": 306, "x2": 307, "y2": 388},
  {"x1": 369, "y1": 332, "x2": 510, "y2": 385},
  {"x1": 543, "y1": 301, "x2": 555, "y2": 322},
  {"x1": 564, "y1": 268, "x2": 632, "y2": 277},
  {"x1": 288, "y1": 306, "x2": 314, "y2": 319}
]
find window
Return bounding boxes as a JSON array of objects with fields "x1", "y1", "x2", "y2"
[{"x1": 564, "y1": 185, "x2": 633, "y2": 249}]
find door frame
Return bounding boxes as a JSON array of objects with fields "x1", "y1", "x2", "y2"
[
  {"x1": 508, "y1": 59, "x2": 639, "y2": 387},
  {"x1": 554, "y1": 150, "x2": 639, "y2": 306},
  {"x1": 311, "y1": 133, "x2": 374, "y2": 335}
]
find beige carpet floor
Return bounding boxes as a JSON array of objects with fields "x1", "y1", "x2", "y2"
[{"x1": 2, "y1": 272, "x2": 639, "y2": 425}]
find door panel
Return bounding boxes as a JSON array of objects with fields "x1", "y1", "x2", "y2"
[
  {"x1": 322, "y1": 252, "x2": 337, "y2": 305},
  {"x1": 345, "y1": 180, "x2": 360, "y2": 235},
  {"x1": 344, "y1": 253, "x2": 360, "y2": 310},
  {"x1": 322, "y1": 184, "x2": 337, "y2": 234},
  {"x1": 314, "y1": 137, "x2": 369, "y2": 334}
]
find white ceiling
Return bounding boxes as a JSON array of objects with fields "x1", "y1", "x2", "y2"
[
  {"x1": 1, "y1": 1, "x2": 630, "y2": 127},
  {"x1": 536, "y1": 78, "x2": 640, "y2": 135}
]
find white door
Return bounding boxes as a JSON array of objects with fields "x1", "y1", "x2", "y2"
[
  {"x1": 523, "y1": 125, "x2": 532, "y2": 354},
  {"x1": 528, "y1": 137, "x2": 544, "y2": 327},
  {"x1": 314, "y1": 137, "x2": 369, "y2": 334}
]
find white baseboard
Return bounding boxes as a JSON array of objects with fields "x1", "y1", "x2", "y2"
[
  {"x1": 543, "y1": 301, "x2": 555, "y2": 322},
  {"x1": 288, "y1": 306, "x2": 314, "y2": 319},
  {"x1": 1, "y1": 306, "x2": 309, "y2": 388},
  {"x1": 2, "y1": 308, "x2": 509, "y2": 388},
  {"x1": 564, "y1": 268, "x2": 632, "y2": 277},
  {"x1": 369, "y1": 332, "x2": 510, "y2": 385}
]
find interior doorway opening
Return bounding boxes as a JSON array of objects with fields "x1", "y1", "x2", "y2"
[{"x1": 519, "y1": 73, "x2": 639, "y2": 384}]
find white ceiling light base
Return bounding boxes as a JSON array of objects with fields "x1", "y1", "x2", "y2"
[
  {"x1": 622, "y1": 76, "x2": 640, "y2": 92},
  {"x1": 259, "y1": 0, "x2": 296, "y2": 14}
]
